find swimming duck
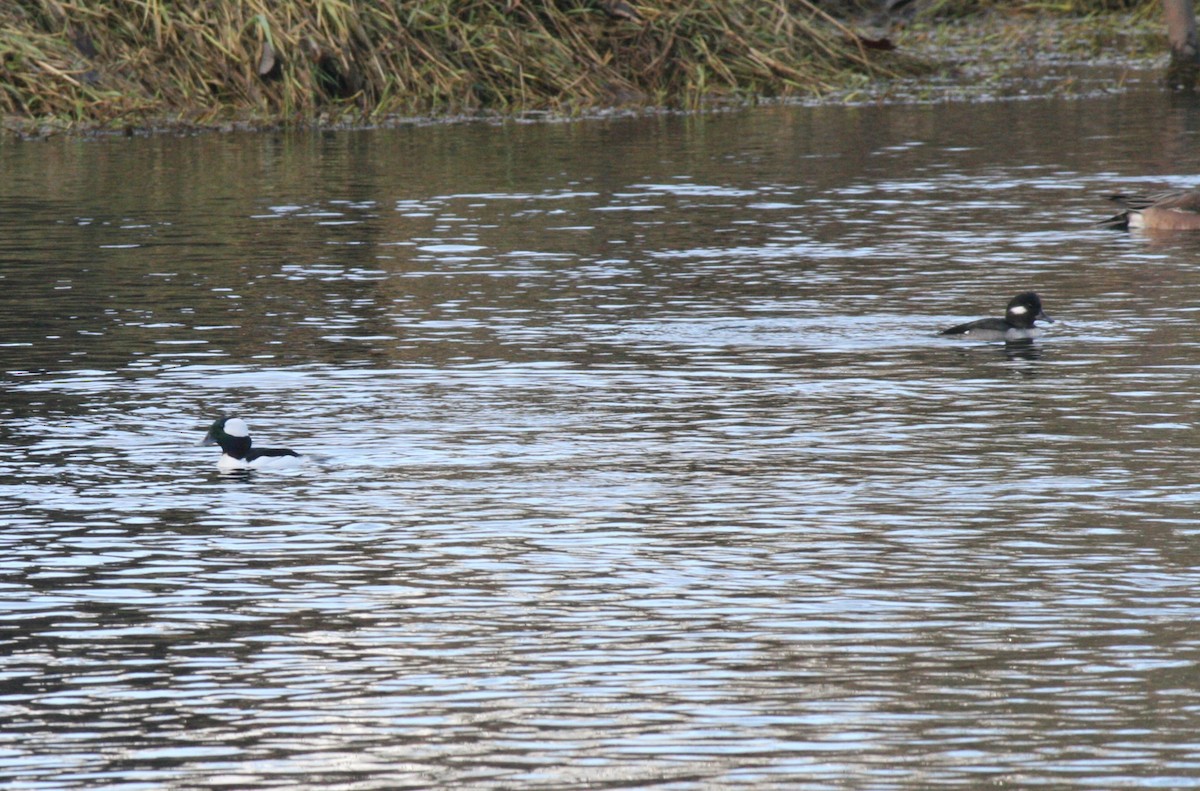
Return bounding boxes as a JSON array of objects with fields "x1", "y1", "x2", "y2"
[
  {"x1": 202, "y1": 416, "x2": 303, "y2": 472},
  {"x1": 1100, "y1": 190, "x2": 1200, "y2": 231},
  {"x1": 940, "y1": 292, "x2": 1053, "y2": 342}
]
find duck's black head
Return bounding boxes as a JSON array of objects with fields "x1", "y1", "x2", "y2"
[
  {"x1": 202, "y1": 416, "x2": 252, "y2": 459},
  {"x1": 1005, "y1": 292, "x2": 1052, "y2": 330}
]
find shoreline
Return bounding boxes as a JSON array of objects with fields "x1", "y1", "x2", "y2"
[{"x1": 0, "y1": 7, "x2": 1166, "y2": 139}]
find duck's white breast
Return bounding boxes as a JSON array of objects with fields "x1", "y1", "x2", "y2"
[{"x1": 217, "y1": 454, "x2": 251, "y2": 472}]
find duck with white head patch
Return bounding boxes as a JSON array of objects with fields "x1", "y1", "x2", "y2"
[
  {"x1": 939, "y1": 292, "x2": 1053, "y2": 342},
  {"x1": 202, "y1": 416, "x2": 303, "y2": 472}
]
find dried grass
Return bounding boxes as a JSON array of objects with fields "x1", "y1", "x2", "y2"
[{"x1": 1, "y1": 0, "x2": 909, "y2": 131}]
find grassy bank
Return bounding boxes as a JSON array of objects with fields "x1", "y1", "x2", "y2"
[{"x1": 0, "y1": 0, "x2": 1163, "y2": 135}]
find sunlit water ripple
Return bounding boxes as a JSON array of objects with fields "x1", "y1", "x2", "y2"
[{"x1": 5, "y1": 88, "x2": 1200, "y2": 788}]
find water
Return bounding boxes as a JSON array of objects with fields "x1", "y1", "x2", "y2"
[{"x1": 6, "y1": 85, "x2": 1200, "y2": 788}]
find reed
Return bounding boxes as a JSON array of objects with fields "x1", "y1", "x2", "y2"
[
  {"x1": 1, "y1": 0, "x2": 915, "y2": 132},
  {"x1": 0, "y1": 0, "x2": 1162, "y2": 133}
]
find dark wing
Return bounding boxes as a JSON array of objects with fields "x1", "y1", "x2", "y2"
[
  {"x1": 1109, "y1": 190, "x2": 1200, "y2": 212},
  {"x1": 246, "y1": 447, "x2": 301, "y2": 460},
  {"x1": 939, "y1": 317, "x2": 1008, "y2": 336},
  {"x1": 1097, "y1": 210, "x2": 1131, "y2": 230}
]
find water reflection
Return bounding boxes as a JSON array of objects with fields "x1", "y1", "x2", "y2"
[{"x1": 5, "y1": 87, "x2": 1200, "y2": 788}]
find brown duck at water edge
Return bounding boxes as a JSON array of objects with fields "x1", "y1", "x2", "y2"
[{"x1": 1100, "y1": 191, "x2": 1200, "y2": 231}]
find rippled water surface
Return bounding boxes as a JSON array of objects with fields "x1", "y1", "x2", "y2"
[{"x1": 7, "y1": 87, "x2": 1200, "y2": 788}]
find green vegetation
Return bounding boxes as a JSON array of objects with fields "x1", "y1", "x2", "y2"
[{"x1": 0, "y1": 0, "x2": 1165, "y2": 135}]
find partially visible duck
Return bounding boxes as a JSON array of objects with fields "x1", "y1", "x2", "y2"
[
  {"x1": 202, "y1": 416, "x2": 303, "y2": 472},
  {"x1": 1100, "y1": 190, "x2": 1200, "y2": 231},
  {"x1": 940, "y1": 292, "x2": 1053, "y2": 342}
]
